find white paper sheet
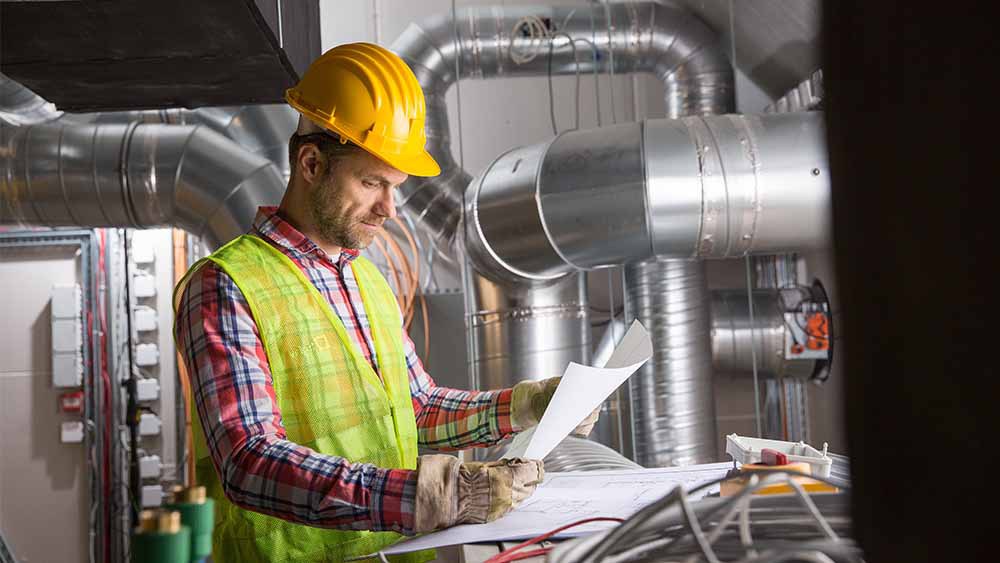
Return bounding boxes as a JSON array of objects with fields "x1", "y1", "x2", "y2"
[
  {"x1": 381, "y1": 463, "x2": 733, "y2": 555},
  {"x1": 505, "y1": 320, "x2": 652, "y2": 460}
]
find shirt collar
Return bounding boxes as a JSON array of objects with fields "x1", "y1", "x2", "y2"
[{"x1": 252, "y1": 206, "x2": 360, "y2": 265}]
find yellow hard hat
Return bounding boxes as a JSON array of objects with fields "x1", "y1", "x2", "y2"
[{"x1": 285, "y1": 42, "x2": 440, "y2": 177}]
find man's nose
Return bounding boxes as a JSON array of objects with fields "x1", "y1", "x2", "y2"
[{"x1": 376, "y1": 188, "x2": 397, "y2": 219}]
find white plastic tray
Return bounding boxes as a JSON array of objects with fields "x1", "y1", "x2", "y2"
[{"x1": 725, "y1": 433, "x2": 832, "y2": 478}]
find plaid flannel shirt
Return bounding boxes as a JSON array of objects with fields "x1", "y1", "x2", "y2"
[{"x1": 174, "y1": 207, "x2": 515, "y2": 535}]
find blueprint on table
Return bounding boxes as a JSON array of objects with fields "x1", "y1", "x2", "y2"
[{"x1": 381, "y1": 462, "x2": 733, "y2": 555}]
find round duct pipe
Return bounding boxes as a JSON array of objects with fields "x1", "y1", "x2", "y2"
[
  {"x1": 391, "y1": 1, "x2": 733, "y2": 249},
  {"x1": 1, "y1": 121, "x2": 284, "y2": 249},
  {"x1": 711, "y1": 284, "x2": 833, "y2": 382},
  {"x1": 465, "y1": 113, "x2": 831, "y2": 281}
]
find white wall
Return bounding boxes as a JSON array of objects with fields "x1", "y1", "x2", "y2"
[{"x1": 0, "y1": 244, "x2": 88, "y2": 563}]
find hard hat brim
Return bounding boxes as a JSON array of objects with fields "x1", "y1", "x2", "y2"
[{"x1": 383, "y1": 147, "x2": 441, "y2": 178}]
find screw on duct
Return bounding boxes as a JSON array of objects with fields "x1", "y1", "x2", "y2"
[
  {"x1": 131, "y1": 509, "x2": 191, "y2": 563},
  {"x1": 165, "y1": 485, "x2": 215, "y2": 563}
]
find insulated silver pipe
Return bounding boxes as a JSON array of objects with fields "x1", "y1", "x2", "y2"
[
  {"x1": 464, "y1": 263, "x2": 591, "y2": 390},
  {"x1": 465, "y1": 113, "x2": 830, "y2": 281},
  {"x1": 543, "y1": 436, "x2": 642, "y2": 472},
  {"x1": 63, "y1": 105, "x2": 298, "y2": 180},
  {"x1": 0, "y1": 73, "x2": 62, "y2": 126},
  {"x1": 0, "y1": 121, "x2": 284, "y2": 249},
  {"x1": 625, "y1": 260, "x2": 716, "y2": 467},
  {"x1": 711, "y1": 289, "x2": 818, "y2": 380},
  {"x1": 391, "y1": 1, "x2": 732, "y2": 248}
]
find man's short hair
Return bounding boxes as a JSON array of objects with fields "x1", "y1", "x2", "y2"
[{"x1": 287, "y1": 132, "x2": 366, "y2": 176}]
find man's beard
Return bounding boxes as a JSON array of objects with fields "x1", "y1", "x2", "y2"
[{"x1": 308, "y1": 178, "x2": 375, "y2": 250}]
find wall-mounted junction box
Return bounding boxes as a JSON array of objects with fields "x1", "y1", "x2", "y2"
[{"x1": 51, "y1": 284, "x2": 83, "y2": 388}]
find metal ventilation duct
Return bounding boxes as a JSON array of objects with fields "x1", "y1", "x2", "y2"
[
  {"x1": 465, "y1": 111, "x2": 829, "y2": 465},
  {"x1": 465, "y1": 112, "x2": 829, "y2": 279},
  {"x1": 64, "y1": 105, "x2": 299, "y2": 180},
  {"x1": 391, "y1": 1, "x2": 733, "y2": 248},
  {"x1": 0, "y1": 74, "x2": 62, "y2": 127},
  {"x1": 464, "y1": 262, "x2": 591, "y2": 392},
  {"x1": 1, "y1": 121, "x2": 284, "y2": 248}
]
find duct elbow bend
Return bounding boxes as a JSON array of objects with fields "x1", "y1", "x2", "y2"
[{"x1": 143, "y1": 125, "x2": 284, "y2": 249}]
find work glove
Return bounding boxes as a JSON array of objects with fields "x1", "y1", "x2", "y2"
[
  {"x1": 510, "y1": 377, "x2": 601, "y2": 437},
  {"x1": 413, "y1": 455, "x2": 544, "y2": 533}
]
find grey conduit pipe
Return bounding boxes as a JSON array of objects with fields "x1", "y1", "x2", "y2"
[
  {"x1": 391, "y1": 1, "x2": 733, "y2": 249},
  {"x1": 0, "y1": 121, "x2": 285, "y2": 249}
]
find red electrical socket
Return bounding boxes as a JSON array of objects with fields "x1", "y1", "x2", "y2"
[{"x1": 60, "y1": 391, "x2": 84, "y2": 413}]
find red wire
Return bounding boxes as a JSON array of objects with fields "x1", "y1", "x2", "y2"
[
  {"x1": 484, "y1": 517, "x2": 625, "y2": 563},
  {"x1": 493, "y1": 547, "x2": 551, "y2": 562},
  {"x1": 98, "y1": 230, "x2": 112, "y2": 563}
]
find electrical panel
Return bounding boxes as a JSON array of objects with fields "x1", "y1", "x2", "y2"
[{"x1": 50, "y1": 284, "x2": 83, "y2": 388}]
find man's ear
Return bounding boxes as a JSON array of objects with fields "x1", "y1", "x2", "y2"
[{"x1": 297, "y1": 144, "x2": 327, "y2": 185}]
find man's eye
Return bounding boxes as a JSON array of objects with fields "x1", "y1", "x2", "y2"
[{"x1": 362, "y1": 181, "x2": 377, "y2": 189}]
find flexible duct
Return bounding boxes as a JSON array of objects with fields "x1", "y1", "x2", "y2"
[
  {"x1": 542, "y1": 436, "x2": 642, "y2": 472},
  {"x1": 1, "y1": 121, "x2": 284, "y2": 248},
  {"x1": 625, "y1": 260, "x2": 715, "y2": 466},
  {"x1": 0, "y1": 73, "x2": 63, "y2": 126},
  {"x1": 391, "y1": 1, "x2": 733, "y2": 248}
]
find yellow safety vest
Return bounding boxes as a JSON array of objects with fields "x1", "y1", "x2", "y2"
[{"x1": 174, "y1": 234, "x2": 433, "y2": 563}]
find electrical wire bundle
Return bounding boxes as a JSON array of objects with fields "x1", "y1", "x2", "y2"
[
  {"x1": 542, "y1": 469, "x2": 859, "y2": 563},
  {"x1": 367, "y1": 215, "x2": 431, "y2": 361}
]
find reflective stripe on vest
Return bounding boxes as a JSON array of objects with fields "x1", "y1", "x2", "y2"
[{"x1": 173, "y1": 234, "x2": 432, "y2": 563}]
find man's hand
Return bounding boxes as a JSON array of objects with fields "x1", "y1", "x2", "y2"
[
  {"x1": 414, "y1": 456, "x2": 544, "y2": 533},
  {"x1": 510, "y1": 377, "x2": 601, "y2": 437}
]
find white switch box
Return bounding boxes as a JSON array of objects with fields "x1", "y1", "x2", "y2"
[
  {"x1": 134, "y1": 306, "x2": 158, "y2": 332},
  {"x1": 133, "y1": 273, "x2": 157, "y2": 298},
  {"x1": 136, "y1": 378, "x2": 160, "y2": 401},
  {"x1": 60, "y1": 421, "x2": 85, "y2": 443},
  {"x1": 53, "y1": 352, "x2": 83, "y2": 388},
  {"x1": 51, "y1": 319, "x2": 81, "y2": 353},
  {"x1": 130, "y1": 235, "x2": 156, "y2": 265},
  {"x1": 139, "y1": 455, "x2": 162, "y2": 479},
  {"x1": 141, "y1": 485, "x2": 164, "y2": 508},
  {"x1": 138, "y1": 413, "x2": 161, "y2": 436},
  {"x1": 51, "y1": 284, "x2": 81, "y2": 318},
  {"x1": 135, "y1": 343, "x2": 159, "y2": 367}
]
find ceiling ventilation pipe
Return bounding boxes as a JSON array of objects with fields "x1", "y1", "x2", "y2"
[
  {"x1": 0, "y1": 73, "x2": 63, "y2": 126},
  {"x1": 465, "y1": 113, "x2": 830, "y2": 280},
  {"x1": 1, "y1": 120, "x2": 285, "y2": 249},
  {"x1": 465, "y1": 111, "x2": 829, "y2": 465},
  {"x1": 391, "y1": 0, "x2": 733, "y2": 249},
  {"x1": 62, "y1": 104, "x2": 298, "y2": 181}
]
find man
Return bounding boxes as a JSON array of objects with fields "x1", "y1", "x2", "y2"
[{"x1": 174, "y1": 43, "x2": 597, "y2": 562}]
